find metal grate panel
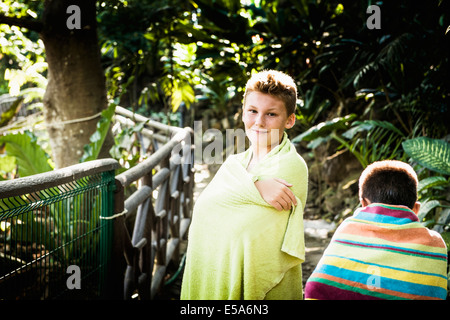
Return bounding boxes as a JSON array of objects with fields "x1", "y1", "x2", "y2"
[{"x1": 0, "y1": 170, "x2": 115, "y2": 299}]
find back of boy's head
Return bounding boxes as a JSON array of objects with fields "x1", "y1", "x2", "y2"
[
  {"x1": 243, "y1": 69, "x2": 297, "y2": 116},
  {"x1": 359, "y1": 160, "x2": 418, "y2": 209}
]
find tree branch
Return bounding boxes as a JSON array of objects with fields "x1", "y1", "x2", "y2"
[{"x1": 0, "y1": 14, "x2": 43, "y2": 33}]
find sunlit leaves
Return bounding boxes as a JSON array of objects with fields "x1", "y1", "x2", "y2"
[
  {"x1": 0, "y1": 0, "x2": 41, "y2": 19},
  {"x1": 4, "y1": 61, "x2": 47, "y2": 96},
  {"x1": 0, "y1": 131, "x2": 53, "y2": 177},
  {"x1": 403, "y1": 137, "x2": 450, "y2": 176},
  {"x1": 81, "y1": 103, "x2": 117, "y2": 163},
  {"x1": 0, "y1": 154, "x2": 16, "y2": 179},
  {"x1": 0, "y1": 18, "x2": 46, "y2": 97},
  {"x1": 335, "y1": 3, "x2": 344, "y2": 15}
]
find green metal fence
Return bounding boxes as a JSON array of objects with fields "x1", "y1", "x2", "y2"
[
  {"x1": 0, "y1": 159, "x2": 119, "y2": 299},
  {"x1": 0, "y1": 111, "x2": 195, "y2": 300}
]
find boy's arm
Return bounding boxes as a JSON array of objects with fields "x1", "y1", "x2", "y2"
[{"x1": 254, "y1": 178, "x2": 297, "y2": 211}]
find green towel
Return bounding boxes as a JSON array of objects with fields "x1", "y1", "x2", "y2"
[{"x1": 181, "y1": 133, "x2": 308, "y2": 300}]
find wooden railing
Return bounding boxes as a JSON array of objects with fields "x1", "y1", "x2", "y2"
[
  {"x1": 110, "y1": 107, "x2": 195, "y2": 299},
  {"x1": 0, "y1": 106, "x2": 195, "y2": 300}
]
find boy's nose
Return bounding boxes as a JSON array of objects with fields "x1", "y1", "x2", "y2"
[{"x1": 254, "y1": 114, "x2": 265, "y2": 127}]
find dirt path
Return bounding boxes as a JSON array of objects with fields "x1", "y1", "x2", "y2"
[{"x1": 302, "y1": 224, "x2": 333, "y2": 288}]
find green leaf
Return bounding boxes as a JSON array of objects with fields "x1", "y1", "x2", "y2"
[
  {"x1": 0, "y1": 154, "x2": 16, "y2": 173},
  {"x1": 80, "y1": 103, "x2": 116, "y2": 162},
  {"x1": 171, "y1": 80, "x2": 195, "y2": 112},
  {"x1": 418, "y1": 176, "x2": 449, "y2": 193},
  {"x1": 440, "y1": 232, "x2": 450, "y2": 252},
  {"x1": 307, "y1": 136, "x2": 331, "y2": 149},
  {"x1": 0, "y1": 96, "x2": 23, "y2": 127},
  {"x1": 402, "y1": 137, "x2": 450, "y2": 175},
  {"x1": 292, "y1": 114, "x2": 357, "y2": 143},
  {"x1": 418, "y1": 199, "x2": 441, "y2": 222},
  {"x1": 292, "y1": 0, "x2": 309, "y2": 16},
  {"x1": 0, "y1": 131, "x2": 53, "y2": 177},
  {"x1": 342, "y1": 120, "x2": 405, "y2": 140}
]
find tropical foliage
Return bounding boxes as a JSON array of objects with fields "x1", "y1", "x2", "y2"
[
  {"x1": 0, "y1": 131, "x2": 53, "y2": 179},
  {"x1": 403, "y1": 137, "x2": 450, "y2": 237},
  {"x1": 1, "y1": 1, "x2": 449, "y2": 234}
]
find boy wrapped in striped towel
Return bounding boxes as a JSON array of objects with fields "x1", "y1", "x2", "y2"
[{"x1": 305, "y1": 160, "x2": 448, "y2": 300}]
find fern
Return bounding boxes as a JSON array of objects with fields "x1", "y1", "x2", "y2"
[
  {"x1": 339, "y1": 119, "x2": 406, "y2": 167},
  {"x1": 402, "y1": 137, "x2": 450, "y2": 175}
]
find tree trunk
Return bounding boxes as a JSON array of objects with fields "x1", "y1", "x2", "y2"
[{"x1": 40, "y1": 0, "x2": 112, "y2": 168}]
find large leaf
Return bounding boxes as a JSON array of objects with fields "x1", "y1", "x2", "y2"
[
  {"x1": 0, "y1": 154, "x2": 16, "y2": 180},
  {"x1": 342, "y1": 120, "x2": 405, "y2": 140},
  {"x1": 418, "y1": 199, "x2": 441, "y2": 222},
  {"x1": 80, "y1": 103, "x2": 116, "y2": 162},
  {"x1": 418, "y1": 176, "x2": 449, "y2": 193},
  {"x1": 402, "y1": 137, "x2": 450, "y2": 175},
  {"x1": 292, "y1": 114, "x2": 357, "y2": 143},
  {"x1": 170, "y1": 79, "x2": 195, "y2": 112},
  {"x1": 0, "y1": 131, "x2": 53, "y2": 177}
]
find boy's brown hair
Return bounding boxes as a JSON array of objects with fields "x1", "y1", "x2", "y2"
[
  {"x1": 243, "y1": 70, "x2": 297, "y2": 116},
  {"x1": 359, "y1": 160, "x2": 418, "y2": 209}
]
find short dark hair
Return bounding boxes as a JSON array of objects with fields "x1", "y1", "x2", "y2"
[
  {"x1": 243, "y1": 70, "x2": 297, "y2": 115},
  {"x1": 359, "y1": 160, "x2": 418, "y2": 209}
]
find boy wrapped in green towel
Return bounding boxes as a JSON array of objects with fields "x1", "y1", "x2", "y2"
[
  {"x1": 181, "y1": 70, "x2": 308, "y2": 300},
  {"x1": 305, "y1": 160, "x2": 448, "y2": 300}
]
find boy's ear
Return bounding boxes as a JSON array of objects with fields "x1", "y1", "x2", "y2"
[
  {"x1": 412, "y1": 201, "x2": 421, "y2": 215},
  {"x1": 285, "y1": 113, "x2": 296, "y2": 129},
  {"x1": 360, "y1": 197, "x2": 371, "y2": 207}
]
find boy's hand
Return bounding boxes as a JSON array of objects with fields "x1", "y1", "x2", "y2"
[{"x1": 254, "y1": 178, "x2": 297, "y2": 211}]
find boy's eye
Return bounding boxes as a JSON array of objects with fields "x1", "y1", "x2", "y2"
[{"x1": 246, "y1": 109, "x2": 277, "y2": 116}]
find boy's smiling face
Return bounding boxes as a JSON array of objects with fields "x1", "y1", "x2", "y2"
[{"x1": 242, "y1": 91, "x2": 295, "y2": 152}]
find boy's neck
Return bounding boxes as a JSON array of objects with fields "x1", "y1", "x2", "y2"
[
  {"x1": 361, "y1": 198, "x2": 420, "y2": 215},
  {"x1": 247, "y1": 133, "x2": 285, "y2": 170},
  {"x1": 249, "y1": 139, "x2": 279, "y2": 165},
  {"x1": 247, "y1": 147, "x2": 268, "y2": 171}
]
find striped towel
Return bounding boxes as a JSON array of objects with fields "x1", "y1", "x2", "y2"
[{"x1": 304, "y1": 203, "x2": 448, "y2": 300}]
